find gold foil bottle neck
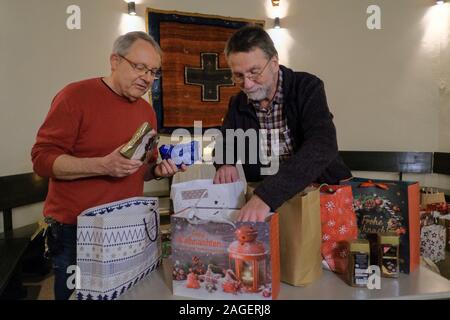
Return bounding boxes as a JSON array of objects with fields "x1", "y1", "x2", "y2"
[{"x1": 120, "y1": 122, "x2": 158, "y2": 161}]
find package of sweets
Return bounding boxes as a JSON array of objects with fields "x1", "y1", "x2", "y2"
[
  {"x1": 120, "y1": 122, "x2": 159, "y2": 161},
  {"x1": 159, "y1": 141, "x2": 201, "y2": 168}
]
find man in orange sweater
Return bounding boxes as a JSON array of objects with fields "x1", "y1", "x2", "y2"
[{"x1": 31, "y1": 31, "x2": 185, "y2": 299}]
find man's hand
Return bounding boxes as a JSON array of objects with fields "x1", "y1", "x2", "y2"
[
  {"x1": 101, "y1": 145, "x2": 143, "y2": 177},
  {"x1": 154, "y1": 159, "x2": 187, "y2": 178},
  {"x1": 238, "y1": 195, "x2": 270, "y2": 222},
  {"x1": 52, "y1": 145, "x2": 144, "y2": 180},
  {"x1": 213, "y1": 165, "x2": 239, "y2": 184}
]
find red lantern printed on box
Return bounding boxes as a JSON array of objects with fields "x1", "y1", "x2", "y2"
[
  {"x1": 228, "y1": 225, "x2": 268, "y2": 294},
  {"x1": 319, "y1": 185, "x2": 358, "y2": 274}
]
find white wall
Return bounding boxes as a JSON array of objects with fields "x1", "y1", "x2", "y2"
[{"x1": 0, "y1": 0, "x2": 449, "y2": 230}]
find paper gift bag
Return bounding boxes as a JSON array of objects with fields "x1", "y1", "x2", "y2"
[
  {"x1": 342, "y1": 178, "x2": 420, "y2": 274},
  {"x1": 439, "y1": 215, "x2": 450, "y2": 251},
  {"x1": 420, "y1": 188, "x2": 446, "y2": 208},
  {"x1": 170, "y1": 179, "x2": 246, "y2": 213},
  {"x1": 420, "y1": 224, "x2": 446, "y2": 263},
  {"x1": 76, "y1": 197, "x2": 161, "y2": 300},
  {"x1": 247, "y1": 184, "x2": 322, "y2": 286},
  {"x1": 170, "y1": 209, "x2": 280, "y2": 300},
  {"x1": 319, "y1": 185, "x2": 358, "y2": 274}
]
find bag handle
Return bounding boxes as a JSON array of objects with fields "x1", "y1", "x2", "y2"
[
  {"x1": 358, "y1": 179, "x2": 390, "y2": 190},
  {"x1": 143, "y1": 210, "x2": 159, "y2": 242},
  {"x1": 318, "y1": 183, "x2": 336, "y2": 194}
]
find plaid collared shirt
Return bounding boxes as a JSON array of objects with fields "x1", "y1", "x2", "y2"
[{"x1": 250, "y1": 70, "x2": 293, "y2": 164}]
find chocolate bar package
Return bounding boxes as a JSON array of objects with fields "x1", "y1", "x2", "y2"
[{"x1": 120, "y1": 122, "x2": 159, "y2": 161}]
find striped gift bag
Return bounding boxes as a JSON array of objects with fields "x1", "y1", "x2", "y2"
[{"x1": 76, "y1": 197, "x2": 161, "y2": 300}]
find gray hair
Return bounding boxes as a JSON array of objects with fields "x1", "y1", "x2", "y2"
[
  {"x1": 112, "y1": 31, "x2": 162, "y2": 57},
  {"x1": 225, "y1": 24, "x2": 278, "y2": 59}
]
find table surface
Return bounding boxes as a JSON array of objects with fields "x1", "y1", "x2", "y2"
[{"x1": 118, "y1": 260, "x2": 450, "y2": 300}]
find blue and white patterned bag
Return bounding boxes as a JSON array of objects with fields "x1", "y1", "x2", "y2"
[{"x1": 76, "y1": 197, "x2": 161, "y2": 300}]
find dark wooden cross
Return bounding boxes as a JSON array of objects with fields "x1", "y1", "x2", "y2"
[{"x1": 185, "y1": 53, "x2": 234, "y2": 102}]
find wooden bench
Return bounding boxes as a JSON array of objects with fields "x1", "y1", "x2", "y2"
[
  {"x1": 339, "y1": 151, "x2": 433, "y2": 179},
  {"x1": 0, "y1": 172, "x2": 48, "y2": 298}
]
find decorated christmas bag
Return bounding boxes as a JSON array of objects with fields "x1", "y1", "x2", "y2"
[
  {"x1": 420, "y1": 188, "x2": 446, "y2": 209},
  {"x1": 420, "y1": 223, "x2": 446, "y2": 263},
  {"x1": 319, "y1": 185, "x2": 358, "y2": 274},
  {"x1": 341, "y1": 178, "x2": 420, "y2": 274},
  {"x1": 76, "y1": 197, "x2": 161, "y2": 300},
  {"x1": 170, "y1": 179, "x2": 279, "y2": 300}
]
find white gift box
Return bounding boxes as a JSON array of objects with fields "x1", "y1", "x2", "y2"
[{"x1": 170, "y1": 179, "x2": 246, "y2": 213}]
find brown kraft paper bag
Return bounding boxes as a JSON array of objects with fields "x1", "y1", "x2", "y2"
[
  {"x1": 420, "y1": 188, "x2": 446, "y2": 209},
  {"x1": 247, "y1": 184, "x2": 322, "y2": 286}
]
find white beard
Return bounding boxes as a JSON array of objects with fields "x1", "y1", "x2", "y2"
[
  {"x1": 243, "y1": 73, "x2": 276, "y2": 102},
  {"x1": 245, "y1": 83, "x2": 273, "y2": 101},
  {"x1": 245, "y1": 88, "x2": 267, "y2": 101}
]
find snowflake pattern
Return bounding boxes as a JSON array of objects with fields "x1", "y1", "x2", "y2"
[
  {"x1": 320, "y1": 186, "x2": 358, "y2": 274},
  {"x1": 325, "y1": 201, "x2": 335, "y2": 211},
  {"x1": 327, "y1": 220, "x2": 336, "y2": 227},
  {"x1": 338, "y1": 225, "x2": 348, "y2": 235}
]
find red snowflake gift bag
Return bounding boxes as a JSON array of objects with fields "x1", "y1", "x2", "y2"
[{"x1": 319, "y1": 185, "x2": 358, "y2": 274}]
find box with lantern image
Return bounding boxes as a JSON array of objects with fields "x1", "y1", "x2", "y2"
[{"x1": 170, "y1": 209, "x2": 280, "y2": 300}]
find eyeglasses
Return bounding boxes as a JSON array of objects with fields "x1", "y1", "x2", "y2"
[
  {"x1": 232, "y1": 57, "x2": 273, "y2": 84},
  {"x1": 119, "y1": 55, "x2": 162, "y2": 79}
]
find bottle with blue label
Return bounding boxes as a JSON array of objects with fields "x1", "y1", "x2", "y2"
[{"x1": 159, "y1": 141, "x2": 201, "y2": 168}]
